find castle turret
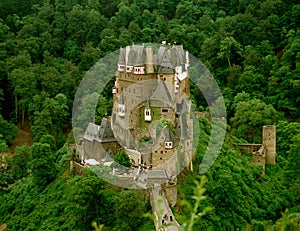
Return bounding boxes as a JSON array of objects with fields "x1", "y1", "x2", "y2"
[
  {"x1": 145, "y1": 46, "x2": 154, "y2": 74},
  {"x1": 262, "y1": 125, "x2": 276, "y2": 164}
]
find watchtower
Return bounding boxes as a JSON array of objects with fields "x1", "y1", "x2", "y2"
[
  {"x1": 262, "y1": 125, "x2": 276, "y2": 164},
  {"x1": 237, "y1": 125, "x2": 276, "y2": 174}
]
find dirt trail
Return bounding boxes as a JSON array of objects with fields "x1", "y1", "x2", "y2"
[{"x1": 10, "y1": 119, "x2": 33, "y2": 152}]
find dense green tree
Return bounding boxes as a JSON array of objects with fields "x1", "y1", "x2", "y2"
[
  {"x1": 29, "y1": 93, "x2": 69, "y2": 140},
  {"x1": 217, "y1": 36, "x2": 243, "y2": 68},
  {"x1": 0, "y1": 115, "x2": 18, "y2": 144},
  {"x1": 31, "y1": 142, "x2": 57, "y2": 188},
  {"x1": 230, "y1": 93, "x2": 277, "y2": 143},
  {"x1": 284, "y1": 133, "x2": 300, "y2": 203},
  {"x1": 0, "y1": 0, "x2": 299, "y2": 230},
  {"x1": 79, "y1": 42, "x2": 102, "y2": 71},
  {"x1": 114, "y1": 190, "x2": 146, "y2": 230},
  {"x1": 65, "y1": 175, "x2": 106, "y2": 230},
  {"x1": 114, "y1": 150, "x2": 131, "y2": 168},
  {"x1": 12, "y1": 144, "x2": 31, "y2": 179}
]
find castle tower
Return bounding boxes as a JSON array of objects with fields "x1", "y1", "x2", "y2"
[
  {"x1": 145, "y1": 46, "x2": 154, "y2": 73},
  {"x1": 262, "y1": 125, "x2": 276, "y2": 164}
]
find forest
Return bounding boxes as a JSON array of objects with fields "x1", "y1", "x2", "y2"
[{"x1": 0, "y1": 0, "x2": 299, "y2": 230}]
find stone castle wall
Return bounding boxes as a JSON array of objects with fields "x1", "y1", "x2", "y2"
[
  {"x1": 152, "y1": 146, "x2": 176, "y2": 167},
  {"x1": 164, "y1": 184, "x2": 177, "y2": 207}
]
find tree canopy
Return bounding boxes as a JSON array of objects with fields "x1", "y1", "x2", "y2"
[{"x1": 0, "y1": 0, "x2": 299, "y2": 230}]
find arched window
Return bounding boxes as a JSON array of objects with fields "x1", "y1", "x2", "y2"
[{"x1": 144, "y1": 108, "x2": 151, "y2": 121}]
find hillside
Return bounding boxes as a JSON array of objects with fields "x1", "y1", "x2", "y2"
[{"x1": 0, "y1": 0, "x2": 299, "y2": 230}]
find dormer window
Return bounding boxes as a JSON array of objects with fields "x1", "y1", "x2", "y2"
[
  {"x1": 144, "y1": 108, "x2": 151, "y2": 121},
  {"x1": 118, "y1": 64, "x2": 125, "y2": 71},
  {"x1": 165, "y1": 141, "x2": 173, "y2": 149},
  {"x1": 134, "y1": 66, "x2": 145, "y2": 75},
  {"x1": 126, "y1": 66, "x2": 133, "y2": 73}
]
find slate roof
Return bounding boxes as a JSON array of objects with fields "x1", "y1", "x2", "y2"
[
  {"x1": 176, "y1": 114, "x2": 190, "y2": 140},
  {"x1": 150, "y1": 80, "x2": 174, "y2": 107},
  {"x1": 98, "y1": 118, "x2": 116, "y2": 142},
  {"x1": 102, "y1": 149, "x2": 114, "y2": 162},
  {"x1": 147, "y1": 169, "x2": 168, "y2": 179},
  {"x1": 119, "y1": 47, "x2": 126, "y2": 65},
  {"x1": 127, "y1": 45, "x2": 145, "y2": 66},
  {"x1": 160, "y1": 126, "x2": 172, "y2": 142},
  {"x1": 170, "y1": 47, "x2": 181, "y2": 67},
  {"x1": 84, "y1": 123, "x2": 100, "y2": 141},
  {"x1": 83, "y1": 119, "x2": 117, "y2": 142},
  {"x1": 157, "y1": 46, "x2": 166, "y2": 65},
  {"x1": 175, "y1": 45, "x2": 185, "y2": 65},
  {"x1": 145, "y1": 99, "x2": 151, "y2": 109},
  {"x1": 118, "y1": 44, "x2": 187, "y2": 74},
  {"x1": 176, "y1": 99, "x2": 189, "y2": 115}
]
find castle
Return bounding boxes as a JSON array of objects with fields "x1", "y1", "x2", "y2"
[
  {"x1": 80, "y1": 44, "x2": 195, "y2": 190},
  {"x1": 111, "y1": 44, "x2": 194, "y2": 177}
]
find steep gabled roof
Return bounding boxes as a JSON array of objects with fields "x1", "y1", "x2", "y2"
[
  {"x1": 118, "y1": 47, "x2": 126, "y2": 65},
  {"x1": 135, "y1": 45, "x2": 145, "y2": 66},
  {"x1": 161, "y1": 125, "x2": 172, "y2": 142},
  {"x1": 176, "y1": 99, "x2": 189, "y2": 114},
  {"x1": 150, "y1": 80, "x2": 174, "y2": 107},
  {"x1": 170, "y1": 47, "x2": 181, "y2": 67},
  {"x1": 102, "y1": 149, "x2": 114, "y2": 162},
  {"x1": 98, "y1": 118, "x2": 116, "y2": 142},
  {"x1": 176, "y1": 114, "x2": 190, "y2": 140},
  {"x1": 84, "y1": 123, "x2": 100, "y2": 141},
  {"x1": 157, "y1": 46, "x2": 166, "y2": 65},
  {"x1": 175, "y1": 45, "x2": 185, "y2": 65},
  {"x1": 127, "y1": 45, "x2": 145, "y2": 66}
]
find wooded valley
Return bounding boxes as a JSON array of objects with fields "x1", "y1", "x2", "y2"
[{"x1": 0, "y1": 0, "x2": 299, "y2": 230}]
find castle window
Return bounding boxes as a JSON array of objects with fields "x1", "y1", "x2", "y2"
[
  {"x1": 162, "y1": 109, "x2": 168, "y2": 113},
  {"x1": 165, "y1": 141, "x2": 173, "y2": 149},
  {"x1": 145, "y1": 108, "x2": 151, "y2": 121},
  {"x1": 163, "y1": 77, "x2": 166, "y2": 81},
  {"x1": 161, "y1": 151, "x2": 163, "y2": 154}
]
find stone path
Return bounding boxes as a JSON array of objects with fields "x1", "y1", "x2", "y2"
[{"x1": 150, "y1": 183, "x2": 180, "y2": 231}]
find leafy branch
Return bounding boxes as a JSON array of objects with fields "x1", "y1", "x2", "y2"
[{"x1": 180, "y1": 175, "x2": 214, "y2": 231}]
